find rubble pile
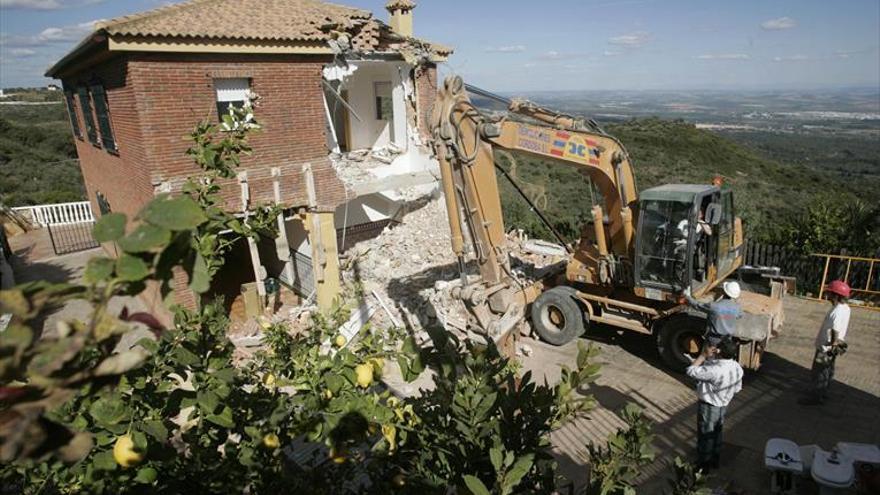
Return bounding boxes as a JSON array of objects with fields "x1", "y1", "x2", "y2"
[
  {"x1": 341, "y1": 194, "x2": 464, "y2": 339},
  {"x1": 340, "y1": 194, "x2": 568, "y2": 341},
  {"x1": 329, "y1": 145, "x2": 403, "y2": 191}
]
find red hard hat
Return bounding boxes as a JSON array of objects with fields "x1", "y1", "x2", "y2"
[{"x1": 825, "y1": 280, "x2": 851, "y2": 298}]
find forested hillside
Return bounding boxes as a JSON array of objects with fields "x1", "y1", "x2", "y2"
[
  {"x1": 0, "y1": 103, "x2": 85, "y2": 206},
  {"x1": 496, "y1": 118, "x2": 879, "y2": 254}
]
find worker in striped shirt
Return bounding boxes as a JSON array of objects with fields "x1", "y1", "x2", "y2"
[{"x1": 686, "y1": 336, "x2": 744, "y2": 472}]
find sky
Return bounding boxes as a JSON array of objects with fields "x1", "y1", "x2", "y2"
[{"x1": 1, "y1": 0, "x2": 878, "y2": 91}]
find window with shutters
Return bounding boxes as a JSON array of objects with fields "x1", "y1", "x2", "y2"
[
  {"x1": 77, "y1": 87, "x2": 98, "y2": 145},
  {"x1": 89, "y1": 84, "x2": 116, "y2": 153},
  {"x1": 214, "y1": 78, "x2": 250, "y2": 120},
  {"x1": 64, "y1": 90, "x2": 82, "y2": 139}
]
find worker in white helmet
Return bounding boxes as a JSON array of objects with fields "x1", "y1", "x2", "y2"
[{"x1": 684, "y1": 280, "x2": 743, "y2": 340}]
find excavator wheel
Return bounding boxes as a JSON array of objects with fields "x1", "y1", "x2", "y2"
[
  {"x1": 656, "y1": 315, "x2": 705, "y2": 371},
  {"x1": 530, "y1": 286, "x2": 586, "y2": 346}
]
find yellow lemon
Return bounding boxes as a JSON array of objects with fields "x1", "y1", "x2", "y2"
[
  {"x1": 113, "y1": 434, "x2": 144, "y2": 468},
  {"x1": 329, "y1": 446, "x2": 347, "y2": 464},
  {"x1": 322, "y1": 389, "x2": 333, "y2": 400},
  {"x1": 381, "y1": 424, "x2": 397, "y2": 451},
  {"x1": 392, "y1": 473, "x2": 406, "y2": 488},
  {"x1": 263, "y1": 373, "x2": 276, "y2": 388},
  {"x1": 355, "y1": 363, "x2": 374, "y2": 388},
  {"x1": 335, "y1": 335, "x2": 347, "y2": 348},
  {"x1": 260, "y1": 318, "x2": 272, "y2": 330},
  {"x1": 262, "y1": 433, "x2": 280, "y2": 449}
]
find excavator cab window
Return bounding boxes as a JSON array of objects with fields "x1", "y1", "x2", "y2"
[{"x1": 635, "y1": 200, "x2": 693, "y2": 289}]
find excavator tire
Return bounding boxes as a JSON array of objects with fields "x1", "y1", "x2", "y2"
[
  {"x1": 656, "y1": 315, "x2": 705, "y2": 371},
  {"x1": 531, "y1": 286, "x2": 585, "y2": 346}
]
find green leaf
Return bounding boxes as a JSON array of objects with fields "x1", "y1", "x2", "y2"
[
  {"x1": 88, "y1": 397, "x2": 128, "y2": 426},
  {"x1": 142, "y1": 420, "x2": 168, "y2": 443},
  {"x1": 115, "y1": 254, "x2": 150, "y2": 282},
  {"x1": 84, "y1": 257, "x2": 116, "y2": 284},
  {"x1": 197, "y1": 390, "x2": 220, "y2": 415},
  {"x1": 118, "y1": 224, "x2": 171, "y2": 253},
  {"x1": 128, "y1": 431, "x2": 148, "y2": 453},
  {"x1": 92, "y1": 450, "x2": 117, "y2": 471},
  {"x1": 502, "y1": 454, "x2": 534, "y2": 493},
  {"x1": 206, "y1": 406, "x2": 234, "y2": 428},
  {"x1": 93, "y1": 213, "x2": 127, "y2": 243},
  {"x1": 0, "y1": 323, "x2": 33, "y2": 351},
  {"x1": 134, "y1": 466, "x2": 157, "y2": 484},
  {"x1": 490, "y1": 447, "x2": 503, "y2": 472},
  {"x1": 189, "y1": 251, "x2": 210, "y2": 294},
  {"x1": 172, "y1": 346, "x2": 200, "y2": 366},
  {"x1": 94, "y1": 348, "x2": 150, "y2": 376},
  {"x1": 397, "y1": 355, "x2": 411, "y2": 383},
  {"x1": 325, "y1": 373, "x2": 346, "y2": 395},
  {"x1": 141, "y1": 195, "x2": 207, "y2": 231},
  {"x1": 463, "y1": 475, "x2": 491, "y2": 495}
]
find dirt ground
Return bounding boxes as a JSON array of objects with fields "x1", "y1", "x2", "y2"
[{"x1": 521, "y1": 296, "x2": 880, "y2": 493}]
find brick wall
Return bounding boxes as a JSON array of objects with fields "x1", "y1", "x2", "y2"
[
  {"x1": 415, "y1": 63, "x2": 438, "y2": 138},
  {"x1": 63, "y1": 55, "x2": 155, "y2": 223},
  {"x1": 128, "y1": 53, "x2": 347, "y2": 212}
]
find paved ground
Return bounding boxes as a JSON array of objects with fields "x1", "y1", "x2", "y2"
[
  {"x1": 8, "y1": 229, "x2": 148, "y2": 335},
  {"x1": 522, "y1": 296, "x2": 880, "y2": 493}
]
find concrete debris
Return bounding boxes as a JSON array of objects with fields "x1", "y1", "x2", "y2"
[
  {"x1": 524, "y1": 239, "x2": 567, "y2": 257},
  {"x1": 329, "y1": 146, "x2": 404, "y2": 191},
  {"x1": 339, "y1": 195, "x2": 568, "y2": 344}
]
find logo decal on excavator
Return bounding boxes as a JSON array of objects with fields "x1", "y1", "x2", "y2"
[{"x1": 550, "y1": 131, "x2": 600, "y2": 165}]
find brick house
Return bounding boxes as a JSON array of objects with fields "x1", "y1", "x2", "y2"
[{"x1": 46, "y1": 0, "x2": 450, "y2": 322}]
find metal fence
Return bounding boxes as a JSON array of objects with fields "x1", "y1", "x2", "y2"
[
  {"x1": 743, "y1": 240, "x2": 879, "y2": 309},
  {"x1": 47, "y1": 221, "x2": 100, "y2": 256}
]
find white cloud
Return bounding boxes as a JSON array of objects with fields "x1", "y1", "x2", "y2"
[
  {"x1": 485, "y1": 45, "x2": 526, "y2": 53},
  {"x1": 773, "y1": 54, "x2": 809, "y2": 62},
  {"x1": 0, "y1": 0, "x2": 105, "y2": 9},
  {"x1": 0, "y1": 0, "x2": 61, "y2": 9},
  {"x1": 8, "y1": 48, "x2": 37, "y2": 57},
  {"x1": 761, "y1": 17, "x2": 797, "y2": 30},
  {"x1": 603, "y1": 50, "x2": 621, "y2": 57},
  {"x1": 696, "y1": 53, "x2": 750, "y2": 60},
  {"x1": 537, "y1": 50, "x2": 564, "y2": 60},
  {"x1": 1, "y1": 20, "x2": 99, "y2": 47},
  {"x1": 608, "y1": 31, "x2": 650, "y2": 48},
  {"x1": 38, "y1": 21, "x2": 97, "y2": 42}
]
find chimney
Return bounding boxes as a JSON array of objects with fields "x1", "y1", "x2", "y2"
[{"x1": 386, "y1": 0, "x2": 415, "y2": 38}]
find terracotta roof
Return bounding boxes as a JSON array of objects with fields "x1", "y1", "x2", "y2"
[{"x1": 96, "y1": 0, "x2": 373, "y2": 43}]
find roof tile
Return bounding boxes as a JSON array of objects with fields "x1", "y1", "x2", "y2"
[{"x1": 99, "y1": 0, "x2": 373, "y2": 43}]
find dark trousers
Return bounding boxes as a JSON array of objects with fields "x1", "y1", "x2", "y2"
[
  {"x1": 811, "y1": 350, "x2": 836, "y2": 401},
  {"x1": 697, "y1": 401, "x2": 726, "y2": 468}
]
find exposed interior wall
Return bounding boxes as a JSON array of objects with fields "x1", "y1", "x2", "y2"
[{"x1": 328, "y1": 60, "x2": 410, "y2": 151}]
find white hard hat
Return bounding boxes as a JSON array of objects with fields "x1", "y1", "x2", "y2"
[{"x1": 722, "y1": 281, "x2": 741, "y2": 299}]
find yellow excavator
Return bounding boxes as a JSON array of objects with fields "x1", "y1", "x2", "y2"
[{"x1": 430, "y1": 76, "x2": 784, "y2": 371}]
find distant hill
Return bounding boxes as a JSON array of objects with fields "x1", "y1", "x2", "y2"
[
  {"x1": 0, "y1": 103, "x2": 84, "y2": 206},
  {"x1": 495, "y1": 118, "x2": 872, "y2": 244}
]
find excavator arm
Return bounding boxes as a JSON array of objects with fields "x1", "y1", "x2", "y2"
[{"x1": 430, "y1": 76, "x2": 639, "y2": 344}]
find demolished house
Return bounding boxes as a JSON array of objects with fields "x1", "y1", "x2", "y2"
[{"x1": 46, "y1": 0, "x2": 451, "y2": 324}]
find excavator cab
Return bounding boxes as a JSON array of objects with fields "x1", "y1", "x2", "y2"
[{"x1": 634, "y1": 184, "x2": 738, "y2": 295}]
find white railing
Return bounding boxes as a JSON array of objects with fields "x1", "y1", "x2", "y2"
[{"x1": 11, "y1": 201, "x2": 95, "y2": 228}]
